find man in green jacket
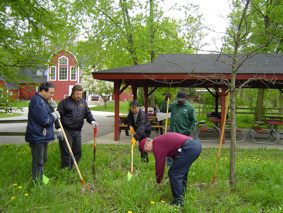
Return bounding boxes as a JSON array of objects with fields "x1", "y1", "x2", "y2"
[{"x1": 161, "y1": 90, "x2": 198, "y2": 166}]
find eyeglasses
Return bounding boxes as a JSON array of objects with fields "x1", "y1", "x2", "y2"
[{"x1": 48, "y1": 92, "x2": 55, "y2": 95}]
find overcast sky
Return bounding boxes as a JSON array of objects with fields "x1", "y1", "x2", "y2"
[{"x1": 165, "y1": 0, "x2": 231, "y2": 52}]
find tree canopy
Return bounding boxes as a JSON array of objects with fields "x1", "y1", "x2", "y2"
[{"x1": 0, "y1": 0, "x2": 77, "y2": 83}]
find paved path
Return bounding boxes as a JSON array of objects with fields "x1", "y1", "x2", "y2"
[
  {"x1": 1, "y1": 108, "x2": 283, "y2": 150},
  {"x1": 0, "y1": 107, "x2": 115, "y2": 145}
]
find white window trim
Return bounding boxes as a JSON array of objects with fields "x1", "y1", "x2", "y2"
[
  {"x1": 70, "y1": 66, "x2": 77, "y2": 81},
  {"x1": 58, "y1": 56, "x2": 68, "y2": 65},
  {"x1": 58, "y1": 66, "x2": 68, "y2": 81},
  {"x1": 49, "y1": 66, "x2": 56, "y2": 81}
]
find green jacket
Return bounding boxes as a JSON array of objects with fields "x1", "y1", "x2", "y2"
[{"x1": 161, "y1": 100, "x2": 197, "y2": 134}]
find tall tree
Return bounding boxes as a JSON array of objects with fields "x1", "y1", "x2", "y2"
[
  {"x1": 222, "y1": 0, "x2": 282, "y2": 187},
  {"x1": 73, "y1": 0, "x2": 203, "y2": 70},
  {"x1": 73, "y1": 0, "x2": 203, "y2": 107}
]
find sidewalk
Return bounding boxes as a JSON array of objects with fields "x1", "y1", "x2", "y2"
[
  {"x1": 1, "y1": 108, "x2": 283, "y2": 149},
  {"x1": 84, "y1": 129, "x2": 283, "y2": 150}
]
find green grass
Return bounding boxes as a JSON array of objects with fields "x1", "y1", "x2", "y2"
[
  {"x1": 90, "y1": 101, "x2": 130, "y2": 114},
  {"x1": 0, "y1": 112, "x2": 22, "y2": 118},
  {"x1": 1, "y1": 143, "x2": 283, "y2": 212}
]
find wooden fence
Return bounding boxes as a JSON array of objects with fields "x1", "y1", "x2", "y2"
[{"x1": 195, "y1": 105, "x2": 283, "y2": 115}]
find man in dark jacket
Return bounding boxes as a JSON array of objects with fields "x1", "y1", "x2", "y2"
[
  {"x1": 25, "y1": 82, "x2": 60, "y2": 184},
  {"x1": 127, "y1": 100, "x2": 151, "y2": 162},
  {"x1": 140, "y1": 133, "x2": 202, "y2": 206},
  {"x1": 55, "y1": 85, "x2": 98, "y2": 170}
]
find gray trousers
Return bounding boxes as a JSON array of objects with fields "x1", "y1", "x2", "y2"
[
  {"x1": 29, "y1": 142, "x2": 48, "y2": 184},
  {"x1": 59, "y1": 129, "x2": 81, "y2": 170}
]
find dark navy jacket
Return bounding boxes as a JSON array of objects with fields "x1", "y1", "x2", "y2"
[
  {"x1": 25, "y1": 93, "x2": 56, "y2": 143},
  {"x1": 127, "y1": 108, "x2": 151, "y2": 141},
  {"x1": 55, "y1": 96, "x2": 95, "y2": 131}
]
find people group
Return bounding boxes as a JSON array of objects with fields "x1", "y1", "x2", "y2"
[
  {"x1": 25, "y1": 84, "x2": 201, "y2": 207},
  {"x1": 25, "y1": 83, "x2": 98, "y2": 185}
]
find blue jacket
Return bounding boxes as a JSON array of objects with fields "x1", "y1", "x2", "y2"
[{"x1": 25, "y1": 93, "x2": 56, "y2": 143}]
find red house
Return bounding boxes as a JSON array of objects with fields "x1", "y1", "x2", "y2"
[
  {"x1": 0, "y1": 79, "x2": 19, "y2": 101},
  {"x1": 2, "y1": 49, "x2": 133, "y2": 103},
  {"x1": 48, "y1": 50, "x2": 81, "y2": 101}
]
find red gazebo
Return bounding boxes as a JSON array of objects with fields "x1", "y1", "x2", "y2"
[{"x1": 92, "y1": 54, "x2": 283, "y2": 141}]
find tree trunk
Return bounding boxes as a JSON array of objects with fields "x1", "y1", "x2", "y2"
[
  {"x1": 230, "y1": 88, "x2": 237, "y2": 188},
  {"x1": 149, "y1": 0, "x2": 156, "y2": 109},
  {"x1": 279, "y1": 92, "x2": 283, "y2": 114},
  {"x1": 255, "y1": 89, "x2": 264, "y2": 121},
  {"x1": 120, "y1": 0, "x2": 138, "y2": 65}
]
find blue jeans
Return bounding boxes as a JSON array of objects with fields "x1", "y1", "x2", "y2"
[
  {"x1": 30, "y1": 142, "x2": 48, "y2": 184},
  {"x1": 59, "y1": 129, "x2": 81, "y2": 170},
  {"x1": 168, "y1": 139, "x2": 202, "y2": 204}
]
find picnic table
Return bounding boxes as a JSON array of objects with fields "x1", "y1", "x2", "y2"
[
  {"x1": 263, "y1": 115, "x2": 283, "y2": 120},
  {"x1": 249, "y1": 119, "x2": 283, "y2": 144},
  {"x1": 195, "y1": 116, "x2": 245, "y2": 143}
]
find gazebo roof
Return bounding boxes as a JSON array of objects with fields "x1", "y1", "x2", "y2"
[{"x1": 92, "y1": 54, "x2": 283, "y2": 89}]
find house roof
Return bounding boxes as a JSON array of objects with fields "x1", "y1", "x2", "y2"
[
  {"x1": 18, "y1": 67, "x2": 47, "y2": 84},
  {"x1": 92, "y1": 54, "x2": 283, "y2": 89}
]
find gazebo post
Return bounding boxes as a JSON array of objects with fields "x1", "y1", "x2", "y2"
[
  {"x1": 132, "y1": 84, "x2": 137, "y2": 100},
  {"x1": 114, "y1": 80, "x2": 122, "y2": 141},
  {"x1": 215, "y1": 92, "x2": 219, "y2": 114},
  {"x1": 213, "y1": 86, "x2": 227, "y2": 144},
  {"x1": 143, "y1": 86, "x2": 148, "y2": 114}
]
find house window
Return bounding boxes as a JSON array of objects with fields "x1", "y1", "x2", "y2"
[
  {"x1": 50, "y1": 66, "x2": 56, "y2": 80},
  {"x1": 37, "y1": 69, "x2": 43, "y2": 76},
  {"x1": 59, "y1": 67, "x2": 67, "y2": 80},
  {"x1": 59, "y1": 57, "x2": 68, "y2": 65},
  {"x1": 70, "y1": 67, "x2": 77, "y2": 81}
]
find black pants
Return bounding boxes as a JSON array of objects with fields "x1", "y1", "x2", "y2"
[
  {"x1": 59, "y1": 129, "x2": 81, "y2": 170},
  {"x1": 30, "y1": 142, "x2": 48, "y2": 184}
]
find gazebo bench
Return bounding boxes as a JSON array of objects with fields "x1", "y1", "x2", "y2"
[{"x1": 113, "y1": 124, "x2": 164, "y2": 137}]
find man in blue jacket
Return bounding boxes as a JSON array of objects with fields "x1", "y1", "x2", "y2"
[
  {"x1": 25, "y1": 82, "x2": 60, "y2": 184},
  {"x1": 55, "y1": 85, "x2": 98, "y2": 170}
]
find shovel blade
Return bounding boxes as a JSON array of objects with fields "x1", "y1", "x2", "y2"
[
  {"x1": 127, "y1": 171, "x2": 133, "y2": 181},
  {"x1": 42, "y1": 175, "x2": 50, "y2": 185}
]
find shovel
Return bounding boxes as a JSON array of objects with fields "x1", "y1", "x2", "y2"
[
  {"x1": 212, "y1": 91, "x2": 230, "y2": 185},
  {"x1": 92, "y1": 125, "x2": 98, "y2": 179},
  {"x1": 51, "y1": 98, "x2": 85, "y2": 187},
  {"x1": 127, "y1": 133, "x2": 134, "y2": 181},
  {"x1": 165, "y1": 97, "x2": 170, "y2": 134}
]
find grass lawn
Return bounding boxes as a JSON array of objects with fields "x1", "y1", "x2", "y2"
[
  {"x1": 1, "y1": 143, "x2": 283, "y2": 212},
  {"x1": 89, "y1": 101, "x2": 130, "y2": 114}
]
